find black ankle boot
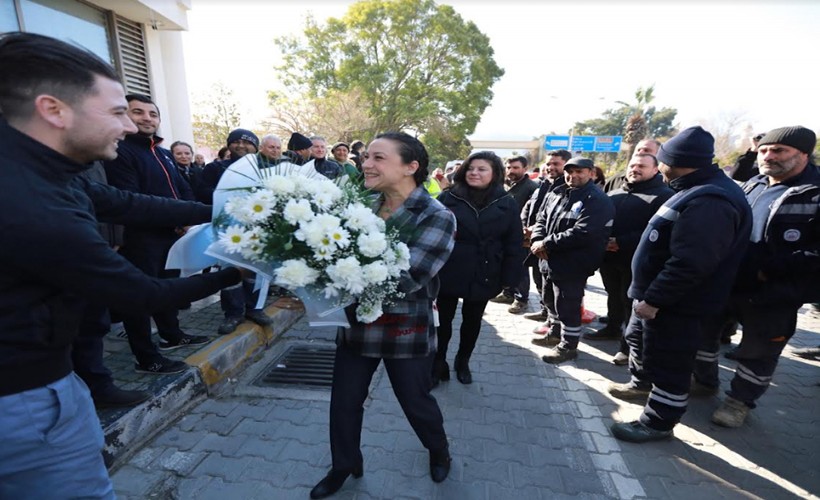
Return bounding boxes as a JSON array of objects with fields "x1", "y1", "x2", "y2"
[
  {"x1": 454, "y1": 355, "x2": 472, "y2": 385},
  {"x1": 309, "y1": 466, "x2": 363, "y2": 499},
  {"x1": 429, "y1": 448, "x2": 451, "y2": 483},
  {"x1": 431, "y1": 358, "x2": 450, "y2": 386}
]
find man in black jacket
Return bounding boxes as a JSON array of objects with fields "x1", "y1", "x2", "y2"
[
  {"x1": 584, "y1": 154, "x2": 673, "y2": 362},
  {"x1": 104, "y1": 94, "x2": 209, "y2": 374},
  {"x1": 609, "y1": 126, "x2": 752, "y2": 443},
  {"x1": 529, "y1": 157, "x2": 614, "y2": 363},
  {"x1": 0, "y1": 32, "x2": 243, "y2": 497},
  {"x1": 694, "y1": 126, "x2": 820, "y2": 428},
  {"x1": 518, "y1": 150, "x2": 571, "y2": 329}
]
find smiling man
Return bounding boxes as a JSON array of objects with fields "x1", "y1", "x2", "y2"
[
  {"x1": 528, "y1": 157, "x2": 614, "y2": 363},
  {"x1": 0, "y1": 32, "x2": 242, "y2": 497}
]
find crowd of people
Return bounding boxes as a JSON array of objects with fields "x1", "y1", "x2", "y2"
[{"x1": 1, "y1": 31, "x2": 818, "y2": 499}]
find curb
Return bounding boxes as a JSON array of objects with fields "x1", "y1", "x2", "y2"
[{"x1": 102, "y1": 300, "x2": 304, "y2": 468}]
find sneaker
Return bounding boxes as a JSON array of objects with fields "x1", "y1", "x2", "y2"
[
  {"x1": 245, "y1": 309, "x2": 273, "y2": 326},
  {"x1": 218, "y1": 316, "x2": 244, "y2": 335},
  {"x1": 607, "y1": 381, "x2": 651, "y2": 403},
  {"x1": 584, "y1": 326, "x2": 622, "y2": 341},
  {"x1": 541, "y1": 346, "x2": 578, "y2": 364},
  {"x1": 689, "y1": 376, "x2": 719, "y2": 398},
  {"x1": 711, "y1": 396, "x2": 751, "y2": 428},
  {"x1": 612, "y1": 351, "x2": 629, "y2": 366},
  {"x1": 611, "y1": 420, "x2": 673, "y2": 443},
  {"x1": 523, "y1": 310, "x2": 548, "y2": 322},
  {"x1": 490, "y1": 293, "x2": 514, "y2": 304},
  {"x1": 134, "y1": 358, "x2": 188, "y2": 375},
  {"x1": 508, "y1": 300, "x2": 528, "y2": 314},
  {"x1": 792, "y1": 345, "x2": 820, "y2": 360},
  {"x1": 158, "y1": 334, "x2": 210, "y2": 351},
  {"x1": 93, "y1": 386, "x2": 151, "y2": 408},
  {"x1": 531, "y1": 335, "x2": 561, "y2": 347}
]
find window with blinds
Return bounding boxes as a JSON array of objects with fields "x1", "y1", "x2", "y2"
[{"x1": 112, "y1": 15, "x2": 152, "y2": 98}]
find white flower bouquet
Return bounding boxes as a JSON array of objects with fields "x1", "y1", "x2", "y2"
[{"x1": 210, "y1": 157, "x2": 411, "y2": 325}]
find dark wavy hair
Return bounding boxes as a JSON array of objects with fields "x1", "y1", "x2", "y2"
[
  {"x1": 375, "y1": 132, "x2": 429, "y2": 186},
  {"x1": 453, "y1": 151, "x2": 505, "y2": 188}
]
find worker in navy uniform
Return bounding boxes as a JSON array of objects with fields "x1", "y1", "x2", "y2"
[{"x1": 609, "y1": 126, "x2": 752, "y2": 443}]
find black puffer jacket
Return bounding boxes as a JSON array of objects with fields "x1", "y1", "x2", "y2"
[{"x1": 437, "y1": 185, "x2": 524, "y2": 301}]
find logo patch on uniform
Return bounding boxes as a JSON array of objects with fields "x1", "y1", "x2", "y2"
[
  {"x1": 783, "y1": 229, "x2": 801, "y2": 242},
  {"x1": 571, "y1": 201, "x2": 583, "y2": 215},
  {"x1": 648, "y1": 229, "x2": 659, "y2": 242}
]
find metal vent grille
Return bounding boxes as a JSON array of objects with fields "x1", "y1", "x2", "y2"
[
  {"x1": 113, "y1": 16, "x2": 151, "y2": 97},
  {"x1": 255, "y1": 345, "x2": 336, "y2": 389}
]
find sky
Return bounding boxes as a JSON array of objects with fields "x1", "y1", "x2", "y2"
[{"x1": 183, "y1": 0, "x2": 820, "y2": 145}]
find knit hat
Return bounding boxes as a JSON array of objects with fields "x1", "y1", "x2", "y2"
[
  {"x1": 288, "y1": 132, "x2": 313, "y2": 151},
  {"x1": 331, "y1": 142, "x2": 349, "y2": 152},
  {"x1": 226, "y1": 128, "x2": 259, "y2": 149},
  {"x1": 657, "y1": 126, "x2": 714, "y2": 169},
  {"x1": 758, "y1": 126, "x2": 816, "y2": 155},
  {"x1": 564, "y1": 157, "x2": 594, "y2": 169}
]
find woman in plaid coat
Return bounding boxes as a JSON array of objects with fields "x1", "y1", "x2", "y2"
[{"x1": 311, "y1": 132, "x2": 456, "y2": 499}]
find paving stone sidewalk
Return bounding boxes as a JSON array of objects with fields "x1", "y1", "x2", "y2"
[{"x1": 112, "y1": 274, "x2": 820, "y2": 499}]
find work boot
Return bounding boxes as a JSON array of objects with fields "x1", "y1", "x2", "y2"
[
  {"x1": 541, "y1": 346, "x2": 578, "y2": 364},
  {"x1": 583, "y1": 326, "x2": 622, "y2": 341},
  {"x1": 611, "y1": 421, "x2": 673, "y2": 443},
  {"x1": 490, "y1": 293, "x2": 514, "y2": 304},
  {"x1": 508, "y1": 300, "x2": 528, "y2": 314},
  {"x1": 792, "y1": 345, "x2": 820, "y2": 360},
  {"x1": 689, "y1": 376, "x2": 719, "y2": 398},
  {"x1": 218, "y1": 316, "x2": 244, "y2": 335},
  {"x1": 531, "y1": 335, "x2": 560, "y2": 347},
  {"x1": 612, "y1": 351, "x2": 629, "y2": 366},
  {"x1": 711, "y1": 396, "x2": 751, "y2": 428},
  {"x1": 607, "y1": 381, "x2": 651, "y2": 403},
  {"x1": 523, "y1": 310, "x2": 548, "y2": 322}
]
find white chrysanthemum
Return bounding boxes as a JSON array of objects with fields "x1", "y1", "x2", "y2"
[
  {"x1": 246, "y1": 191, "x2": 274, "y2": 221},
  {"x1": 361, "y1": 261, "x2": 389, "y2": 285},
  {"x1": 240, "y1": 240, "x2": 264, "y2": 260},
  {"x1": 274, "y1": 259, "x2": 320, "y2": 288},
  {"x1": 342, "y1": 203, "x2": 379, "y2": 231},
  {"x1": 323, "y1": 283, "x2": 341, "y2": 299},
  {"x1": 311, "y1": 183, "x2": 343, "y2": 210},
  {"x1": 263, "y1": 175, "x2": 296, "y2": 196},
  {"x1": 357, "y1": 300, "x2": 384, "y2": 323},
  {"x1": 283, "y1": 198, "x2": 315, "y2": 225},
  {"x1": 312, "y1": 239, "x2": 337, "y2": 261},
  {"x1": 394, "y1": 242, "x2": 411, "y2": 269},
  {"x1": 224, "y1": 196, "x2": 254, "y2": 225},
  {"x1": 312, "y1": 213, "x2": 342, "y2": 231},
  {"x1": 327, "y1": 256, "x2": 366, "y2": 294},
  {"x1": 219, "y1": 225, "x2": 251, "y2": 253},
  {"x1": 357, "y1": 232, "x2": 388, "y2": 258}
]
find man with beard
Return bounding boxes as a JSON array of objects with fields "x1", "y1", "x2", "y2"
[
  {"x1": 518, "y1": 150, "x2": 571, "y2": 334},
  {"x1": 490, "y1": 156, "x2": 537, "y2": 313},
  {"x1": 529, "y1": 157, "x2": 614, "y2": 363},
  {"x1": 104, "y1": 94, "x2": 208, "y2": 374},
  {"x1": 692, "y1": 127, "x2": 820, "y2": 428},
  {"x1": 604, "y1": 139, "x2": 662, "y2": 193},
  {"x1": 584, "y1": 154, "x2": 673, "y2": 368}
]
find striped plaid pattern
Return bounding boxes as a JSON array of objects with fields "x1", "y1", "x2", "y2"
[{"x1": 339, "y1": 187, "x2": 456, "y2": 359}]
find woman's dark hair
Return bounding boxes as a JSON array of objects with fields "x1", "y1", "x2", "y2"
[
  {"x1": 170, "y1": 141, "x2": 193, "y2": 154},
  {"x1": 0, "y1": 32, "x2": 120, "y2": 121},
  {"x1": 375, "y1": 132, "x2": 429, "y2": 187},
  {"x1": 452, "y1": 151, "x2": 505, "y2": 188},
  {"x1": 217, "y1": 146, "x2": 230, "y2": 160},
  {"x1": 594, "y1": 166, "x2": 606, "y2": 186},
  {"x1": 350, "y1": 140, "x2": 365, "y2": 154}
]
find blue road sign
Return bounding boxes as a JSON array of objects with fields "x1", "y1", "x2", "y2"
[
  {"x1": 593, "y1": 136, "x2": 622, "y2": 153},
  {"x1": 545, "y1": 135, "x2": 623, "y2": 152},
  {"x1": 570, "y1": 136, "x2": 596, "y2": 151}
]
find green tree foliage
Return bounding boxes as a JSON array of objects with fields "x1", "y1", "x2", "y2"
[
  {"x1": 574, "y1": 85, "x2": 678, "y2": 142},
  {"x1": 192, "y1": 82, "x2": 242, "y2": 150},
  {"x1": 275, "y1": 0, "x2": 503, "y2": 163}
]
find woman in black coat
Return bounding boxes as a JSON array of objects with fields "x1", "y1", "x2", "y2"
[{"x1": 434, "y1": 152, "x2": 524, "y2": 385}]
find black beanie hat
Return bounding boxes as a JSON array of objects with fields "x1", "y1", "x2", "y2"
[
  {"x1": 564, "y1": 157, "x2": 594, "y2": 169},
  {"x1": 288, "y1": 132, "x2": 313, "y2": 151},
  {"x1": 758, "y1": 126, "x2": 816, "y2": 155},
  {"x1": 226, "y1": 128, "x2": 259, "y2": 149},
  {"x1": 657, "y1": 126, "x2": 714, "y2": 169}
]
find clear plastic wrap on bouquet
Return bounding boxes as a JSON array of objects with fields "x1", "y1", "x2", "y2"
[{"x1": 290, "y1": 286, "x2": 352, "y2": 328}]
